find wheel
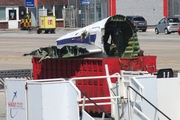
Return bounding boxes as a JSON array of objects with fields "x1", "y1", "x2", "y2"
[
  {"x1": 50, "y1": 29, "x2": 55, "y2": 33},
  {"x1": 164, "y1": 28, "x2": 170, "y2": 34},
  {"x1": 37, "y1": 29, "x2": 42, "y2": 34},
  {"x1": 155, "y1": 28, "x2": 159, "y2": 34},
  {"x1": 142, "y1": 29, "x2": 146, "y2": 32},
  {"x1": 28, "y1": 27, "x2": 31, "y2": 31},
  {"x1": 20, "y1": 24, "x2": 25, "y2": 30},
  {"x1": 44, "y1": 30, "x2": 49, "y2": 34}
]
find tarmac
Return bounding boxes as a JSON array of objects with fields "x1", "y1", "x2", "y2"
[
  {"x1": 0, "y1": 26, "x2": 156, "y2": 120},
  {"x1": 0, "y1": 90, "x2": 5, "y2": 120},
  {"x1": 1, "y1": 25, "x2": 177, "y2": 120},
  {"x1": 0, "y1": 26, "x2": 155, "y2": 31}
]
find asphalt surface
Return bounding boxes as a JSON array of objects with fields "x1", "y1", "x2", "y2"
[
  {"x1": 0, "y1": 27, "x2": 180, "y2": 120},
  {"x1": 0, "y1": 91, "x2": 5, "y2": 120},
  {"x1": 0, "y1": 28, "x2": 77, "y2": 120}
]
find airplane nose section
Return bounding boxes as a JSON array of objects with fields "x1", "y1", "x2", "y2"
[{"x1": 103, "y1": 14, "x2": 140, "y2": 58}]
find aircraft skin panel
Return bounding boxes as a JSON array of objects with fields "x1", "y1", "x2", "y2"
[
  {"x1": 57, "y1": 43, "x2": 102, "y2": 53},
  {"x1": 56, "y1": 34, "x2": 96, "y2": 45},
  {"x1": 56, "y1": 17, "x2": 109, "y2": 41}
]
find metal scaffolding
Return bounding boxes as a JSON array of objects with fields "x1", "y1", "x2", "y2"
[{"x1": 67, "y1": 0, "x2": 108, "y2": 27}]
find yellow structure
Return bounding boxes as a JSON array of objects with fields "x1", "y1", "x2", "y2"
[
  {"x1": 20, "y1": 12, "x2": 32, "y2": 30},
  {"x1": 40, "y1": 16, "x2": 56, "y2": 29},
  {"x1": 37, "y1": 16, "x2": 56, "y2": 34}
]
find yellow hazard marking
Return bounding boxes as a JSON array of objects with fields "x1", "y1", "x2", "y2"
[{"x1": 0, "y1": 57, "x2": 30, "y2": 61}]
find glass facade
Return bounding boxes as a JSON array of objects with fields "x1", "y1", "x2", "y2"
[
  {"x1": 168, "y1": 0, "x2": 180, "y2": 18},
  {"x1": 44, "y1": 5, "x2": 53, "y2": 10},
  {"x1": 0, "y1": 7, "x2": 6, "y2": 20},
  {"x1": 78, "y1": 0, "x2": 108, "y2": 27},
  {"x1": 19, "y1": 6, "x2": 26, "y2": 20},
  {"x1": 55, "y1": 5, "x2": 64, "y2": 19},
  {"x1": 9, "y1": 10, "x2": 17, "y2": 20}
]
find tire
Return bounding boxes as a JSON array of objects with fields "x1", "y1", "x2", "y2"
[
  {"x1": 44, "y1": 30, "x2": 49, "y2": 34},
  {"x1": 164, "y1": 28, "x2": 170, "y2": 34},
  {"x1": 50, "y1": 29, "x2": 55, "y2": 33},
  {"x1": 21, "y1": 24, "x2": 25, "y2": 30},
  {"x1": 155, "y1": 28, "x2": 159, "y2": 34},
  {"x1": 37, "y1": 29, "x2": 41, "y2": 34},
  {"x1": 142, "y1": 29, "x2": 146, "y2": 32}
]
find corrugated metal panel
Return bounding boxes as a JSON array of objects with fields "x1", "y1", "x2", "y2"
[
  {"x1": 32, "y1": 56, "x2": 156, "y2": 113},
  {"x1": 116, "y1": 0, "x2": 164, "y2": 25}
]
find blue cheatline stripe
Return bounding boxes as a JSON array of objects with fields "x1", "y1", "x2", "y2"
[{"x1": 57, "y1": 34, "x2": 96, "y2": 45}]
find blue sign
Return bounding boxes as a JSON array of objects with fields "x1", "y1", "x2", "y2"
[
  {"x1": 81, "y1": 0, "x2": 90, "y2": 5},
  {"x1": 25, "y1": 0, "x2": 34, "y2": 8}
]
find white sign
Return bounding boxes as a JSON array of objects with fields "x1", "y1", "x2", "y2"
[{"x1": 5, "y1": 79, "x2": 27, "y2": 120}]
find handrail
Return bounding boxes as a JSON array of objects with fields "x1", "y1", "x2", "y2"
[
  {"x1": 127, "y1": 86, "x2": 171, "y2": 120},
  {"x1": 68, "y1": 71, "x2": 120, "y2": 120},
  {"x1": 80, "y1": 90, "x2": 115, "y2": 120},
  {"x1": 130, "y1": 77, "x2": 144, "y2": 112}
]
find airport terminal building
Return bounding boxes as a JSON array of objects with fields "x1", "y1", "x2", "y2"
[
  {"x1": 116, "y1": 0, "x2": 180, "y2": 25},
  {"x1": 0, "y1": 0, "x2": 115, "y2": 29},
  {"x1": 0, "y1": 0, "x2": 179, "y2": 29},
  {"x1": 0, "y1": 0, "x2": 67, "y2": 29}
]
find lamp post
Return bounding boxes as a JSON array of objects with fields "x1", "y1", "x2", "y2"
[
  {"x1": 76, "y1": 0, "x2": 78, "y2": 27},
  {"x1": 94, "y1": 0, "x2": 96, "y2": 22},
  {"x1": 34, "y1": 0, "x2": 38, "y2": 26}
]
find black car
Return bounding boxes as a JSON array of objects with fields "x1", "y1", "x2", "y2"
[{"x1": 126, "y1": 15, "x2": 147, "y2": 32}]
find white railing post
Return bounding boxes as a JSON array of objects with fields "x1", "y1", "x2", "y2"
[
  {"x1": 105, "y1": 64, "x2": 115, "y2": 118},
  {"x1": 127, "y1": 87, "x2": 132, "y2": 120},
  {"x1": 178, "y1": 71, "x2": 180, "y2": 78},
  {"x1": 154, "y1": 109, "x2": 157, "y2": 120},
  {"x1": 82, "y1": 96, "x2": 86, "y2": 111},
  {"x1": 132, "y1": 93, "x2": 138, "y2": 120}
]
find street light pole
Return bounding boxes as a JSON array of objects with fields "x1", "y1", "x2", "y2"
[
  {"x1": 76, "y1": 0, "x2": 78, "y2": 27},
  {"x1": 34, "y1": 0, "x2": 39, "y2": 27},
  {"x1": 94, "y1": 0, "x2": 97, "y2": 22}
]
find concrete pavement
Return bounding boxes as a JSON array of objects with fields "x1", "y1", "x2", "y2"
[
  {"x1": 1, "y1": 26, "x2": 179, "y2": 120},
  {"x1": 0, "y1": 90, "x2": 5, "y2": 120},
  {"x1": 0, "y1": 27, "x2": 154, "y2": 120}
]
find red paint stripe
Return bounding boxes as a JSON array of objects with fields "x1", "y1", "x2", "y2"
[
  {"x1": 108, "y1": 0, "x2": 111, "y2": 16},
  {"x1": 109, "y1": 0, "x2": 116, "y2": 16},
  {"x1": 163, "y1": 0, "x2": 168, "y2": 17},
  {"x1": 111, "y1": 0, "x2": 116, "y2": 15},
  {"x1": 34, "y1": 0, "x2": 38, "y2": 6}
]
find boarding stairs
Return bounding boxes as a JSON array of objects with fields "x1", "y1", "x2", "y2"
[
  {"x1": 4, "y1": 65, "x2": 172, "y2": 120},
  {"x1": 72, "y1": 65, "x2": 172, "y2": 120}
]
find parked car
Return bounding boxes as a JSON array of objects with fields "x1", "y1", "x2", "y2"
[
  {"x1": 126, "y1": 15, "x2": 147, "y2": 32},
  {"x1": 155, "y1": 17, "x2": 180, "y2": 34}
]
